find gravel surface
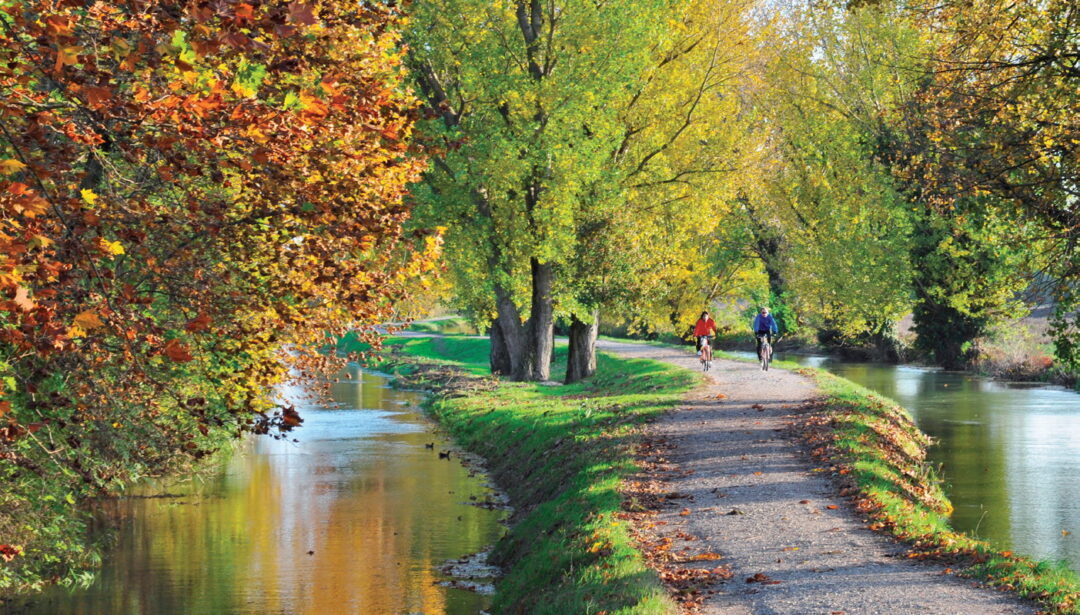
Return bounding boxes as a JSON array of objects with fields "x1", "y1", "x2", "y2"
[{"x1": 598, "y1": 339, "x2": 1037, "y2": 615}]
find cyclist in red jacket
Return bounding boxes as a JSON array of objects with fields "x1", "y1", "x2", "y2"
[{"x1": 693, "y1": 311, "x2": 717, "y2": 358}]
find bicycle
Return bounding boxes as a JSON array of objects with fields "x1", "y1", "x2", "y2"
[
  {"x1": 756, "y1": 334, "x2": 773, "y2": 371},
  {"x1": 699, "y1": 336, "x2": 713, "y2": 372}
]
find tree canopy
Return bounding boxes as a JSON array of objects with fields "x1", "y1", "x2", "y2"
[{"x1": 0, "y1": 0, "x2": 434, "y2": 591}]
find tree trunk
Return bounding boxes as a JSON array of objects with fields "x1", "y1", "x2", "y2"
[
  {"x1": 489, "y1": 316, "x2": 513, "y2": 376},
  {"x1": 494, "y1": 283, "x2": 526, "y2": 377},
  {"x1": 565, "y1": 310, "x2": 599, "y2": 384},
  {"x1": 515, "y1": 259, "x2": 554, "y2": 381}
]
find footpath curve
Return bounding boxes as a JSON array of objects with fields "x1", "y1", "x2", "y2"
[{"x1": 598, "y1": 339, "x2": 1035, "y2": 615}]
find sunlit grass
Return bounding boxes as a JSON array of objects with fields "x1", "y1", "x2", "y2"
[{"x1": 380, "y1": 335, "x2": 698, "y2": 615}]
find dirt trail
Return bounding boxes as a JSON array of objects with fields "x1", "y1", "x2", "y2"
[{"x1": 598, "y1": 339, "x2": 1035, "y2": 615}]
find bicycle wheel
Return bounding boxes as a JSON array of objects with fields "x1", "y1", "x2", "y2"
[{"x1": 761, "y1": 344, "x2": 771, "y2": 371}]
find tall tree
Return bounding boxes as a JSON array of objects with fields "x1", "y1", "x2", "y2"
[
  {"x1": 745, "y1": 2, "x2": 921, "y2": 352},
  {"x1": 407, "y1": 0, "x2": 678, "y2": 381},
  {"x1": 559, "y1": 0, "x2": 757, "y2": 380}
]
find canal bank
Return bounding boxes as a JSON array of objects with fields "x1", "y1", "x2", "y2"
[
  {"x1": 374, "y1": 335, "x2": 701, "y2": 614},
  {"x1": 742, "y1": 352, "x2": 1080, "y2": 571}
]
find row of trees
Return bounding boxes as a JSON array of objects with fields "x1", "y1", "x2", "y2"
[
  {"x1": 411, "y1": 0, "x2": 1078, "y2": 376},
  {"x1": 0, "y1": 0, "x2": 436, "y2": 593},
  {"x1": 2, "y1": 0, "x2": 1075, "y2": 595},
  {"x1": 407, "y1": 0, "x2": 757, "y2": 382}
]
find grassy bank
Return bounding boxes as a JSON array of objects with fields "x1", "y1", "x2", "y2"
[
  {"x1": 798, "y1": 368, "x2": 1080, "y2": 614},
  {"x1": 375, "y1": 335, "x2": 697, "y2": 615}
]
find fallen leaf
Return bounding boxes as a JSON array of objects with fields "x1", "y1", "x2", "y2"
[
  {"x1": 685, "y1": 552, "x2": 723, "y2": 561},
  {"x1": 745, "y1": 572, "x2": 781, "y2": 585}
]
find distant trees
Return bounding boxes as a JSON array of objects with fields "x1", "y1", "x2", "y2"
[
  {"x1": 900, "y1": 0, "x2": 1078, "y2": 369},
  {"x1": 735, "y1": 0, "x2": 1061, "y2": 368}
]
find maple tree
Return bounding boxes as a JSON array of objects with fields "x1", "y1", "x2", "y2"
[{"x1": 0, "y1": 0, "x2": 432, "y2": 592}]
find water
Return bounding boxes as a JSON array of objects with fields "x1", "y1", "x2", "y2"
[
  {"x1": 778, "y1": 353, "x2": 1080, "y2": 569},
  {"x1": 22, "y1": 367, "x2": 504, "y2": 615}
]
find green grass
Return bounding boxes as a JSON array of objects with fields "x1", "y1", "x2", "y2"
[
  {"x1": 800, "y1": 370, "x2": 1080, "y2": 614},
  {"x1": 379, "y1": 336, "x2": 492, "y2": 376},
  {"x1": 406, "y1": 316, "x2": 477, "y2": 335},
  {"x1": 376, "y1": 336, "x2": 698, "y2": 615}
]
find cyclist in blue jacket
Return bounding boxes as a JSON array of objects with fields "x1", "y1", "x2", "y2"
[{"x1": 752, "y1": 307, "x2": 779, "y2": 359}]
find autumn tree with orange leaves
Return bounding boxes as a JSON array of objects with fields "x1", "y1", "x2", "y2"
[{"x1": 0, "y1": 0, "x2": 433, "y2": 592}]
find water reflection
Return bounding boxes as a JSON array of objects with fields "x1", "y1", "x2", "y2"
[
  {"x1": 776, "y1": 352, "x2": 1080, "y2": 570},
  {"x1": 24, "y1": 367, "x2": 504, "y2": 615}
]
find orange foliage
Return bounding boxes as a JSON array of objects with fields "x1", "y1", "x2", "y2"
[{"x1": 0, "y1": 0, "x2": 432, "y2": 479}]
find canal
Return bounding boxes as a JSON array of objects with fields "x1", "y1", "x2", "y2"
[{"x1": 22, "y1": 366, "x2": 504, "y2": 615}]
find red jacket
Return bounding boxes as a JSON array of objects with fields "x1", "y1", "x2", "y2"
[{"x1": 693, "y1": 317, "x2": 717, "y2": 337}]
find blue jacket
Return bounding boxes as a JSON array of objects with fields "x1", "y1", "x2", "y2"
[{"x1": 752, "y1": 314, "x2": 778, "y2": 335}]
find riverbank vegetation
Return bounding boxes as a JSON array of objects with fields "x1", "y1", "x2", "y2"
[
  {"x1": 0, "y1": 2, "x2": 436, "y2": 596},
  {"x1": 375, "y1": 335, "x2": 697, "y2": 614},
  {"x1": 797, "y1": 368, "x2": 1080, "y2": 613}
]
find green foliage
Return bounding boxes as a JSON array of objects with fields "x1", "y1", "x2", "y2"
[
  {"x1": 738, "y1": 2, "x2": 920, "y2": 344},
  {"x1": 407, "y1": 0, "x2": 680, "y2": 323},
  {"x1": 743, "y1": 290, "x2": 799, "y2": 337},
  {"x1": 898, "y1": 0, "x2": 1078, "y2": 371},
  {"x1": 908, "y1": 205, "x2": 1033, "y2": 369},
  {"x1": 407, "y1": 0, "x2": 760, "y2": 359},
  {"x1": 386, "y1": 335, "x2": 697, "y2": 614}
]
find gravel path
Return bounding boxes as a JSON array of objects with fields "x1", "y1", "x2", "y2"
[{"x1": 598, "y1": 339, "x2": 1036, "y2": 615}]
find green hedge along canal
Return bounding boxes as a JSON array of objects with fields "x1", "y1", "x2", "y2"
[{"x1": 24, "y1": 367, "x2": 505, "y2": 615}]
